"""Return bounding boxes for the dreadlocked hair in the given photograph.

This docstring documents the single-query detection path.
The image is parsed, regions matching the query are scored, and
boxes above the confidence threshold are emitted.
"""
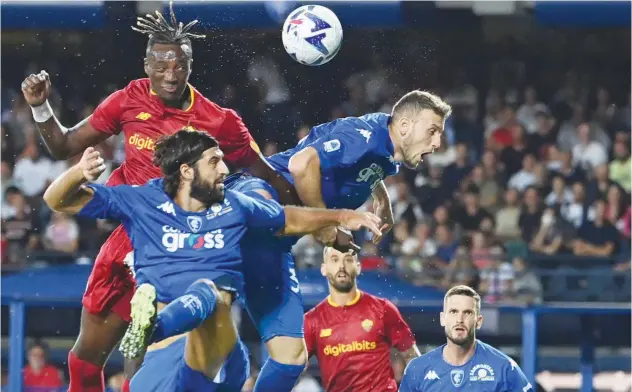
[132,1,206,56]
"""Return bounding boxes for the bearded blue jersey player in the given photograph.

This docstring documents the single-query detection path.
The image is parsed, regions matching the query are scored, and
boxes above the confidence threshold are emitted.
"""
[399,286,532,392]
[43,130,382,392]
[227,90,452,392]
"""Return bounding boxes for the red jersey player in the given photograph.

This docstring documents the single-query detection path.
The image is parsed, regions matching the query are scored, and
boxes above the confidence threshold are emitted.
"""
[20,5,296,392]
[304,247,421,392]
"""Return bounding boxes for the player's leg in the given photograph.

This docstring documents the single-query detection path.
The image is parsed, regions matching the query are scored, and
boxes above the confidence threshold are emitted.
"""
[245,254,307,392]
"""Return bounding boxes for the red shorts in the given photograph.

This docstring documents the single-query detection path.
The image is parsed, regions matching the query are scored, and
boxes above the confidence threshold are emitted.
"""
[82,225,136,322]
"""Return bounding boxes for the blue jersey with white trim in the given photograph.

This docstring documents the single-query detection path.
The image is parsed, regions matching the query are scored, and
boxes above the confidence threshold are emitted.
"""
[266,113,399,210]
[77,179,286,303]
[399,340,532,392]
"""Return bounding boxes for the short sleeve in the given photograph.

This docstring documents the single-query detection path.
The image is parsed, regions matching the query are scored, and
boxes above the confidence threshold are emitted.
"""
[233,192,286,233]
[383,299,416,352]
[504,358,533,391]
[89,89,126,135]
[311,124,376,171]
[77,184,133,221]
[217,109,260,169]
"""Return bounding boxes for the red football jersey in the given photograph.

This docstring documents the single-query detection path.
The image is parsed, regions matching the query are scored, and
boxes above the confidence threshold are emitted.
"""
[89,78,260,187]
[304,291,416,392]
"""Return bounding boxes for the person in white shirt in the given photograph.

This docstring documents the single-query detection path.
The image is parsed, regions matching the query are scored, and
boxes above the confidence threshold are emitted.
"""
[572,122,608,172]
[508,154,537,192]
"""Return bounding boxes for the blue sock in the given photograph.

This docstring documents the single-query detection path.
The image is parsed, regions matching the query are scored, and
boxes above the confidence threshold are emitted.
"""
[253,358,305,392]
[150,280,217,344]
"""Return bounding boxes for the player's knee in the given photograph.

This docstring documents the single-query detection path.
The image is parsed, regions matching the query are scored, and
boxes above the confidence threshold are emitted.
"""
[187,279,223,309]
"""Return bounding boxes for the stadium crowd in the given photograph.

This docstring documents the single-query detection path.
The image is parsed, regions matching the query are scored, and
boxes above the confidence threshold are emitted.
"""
[1,27,631,390]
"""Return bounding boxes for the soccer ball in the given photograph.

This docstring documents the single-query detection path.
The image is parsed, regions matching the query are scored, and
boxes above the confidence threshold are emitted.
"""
[281,5,343,66]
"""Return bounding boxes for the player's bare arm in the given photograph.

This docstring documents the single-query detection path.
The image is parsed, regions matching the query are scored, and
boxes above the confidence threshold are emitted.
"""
[43,147,106,214]
[371,180,394,244]
[21,71,110,160]
[399,344,421,365]
[280,206,381,238]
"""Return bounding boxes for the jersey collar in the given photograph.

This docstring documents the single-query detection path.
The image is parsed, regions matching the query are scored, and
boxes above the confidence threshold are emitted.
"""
[327,290,362,308]
[150,83,196,112]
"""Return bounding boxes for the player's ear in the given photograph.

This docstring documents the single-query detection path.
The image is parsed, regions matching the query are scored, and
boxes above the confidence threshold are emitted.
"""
[143,58,150,76]
[439,311,445,327]
[180,164,194,181]
[475,314,483,330]
[397,116,411,138]
[320,262,327,277]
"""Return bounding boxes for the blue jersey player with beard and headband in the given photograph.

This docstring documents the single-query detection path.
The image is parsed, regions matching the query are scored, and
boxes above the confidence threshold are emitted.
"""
[43,129,381,392]
[229,90,452,392]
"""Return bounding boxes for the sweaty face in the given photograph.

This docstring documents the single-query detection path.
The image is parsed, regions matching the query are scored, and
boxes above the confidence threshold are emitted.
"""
[189,148,229,206]
[145,43,192,103]
[321,248,360,293]
[399,109,444,169]
[441,295,481,347]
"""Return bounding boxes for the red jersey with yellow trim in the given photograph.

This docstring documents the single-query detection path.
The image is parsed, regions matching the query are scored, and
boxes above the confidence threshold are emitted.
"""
[89,78,260,187]
[304,291,416,392]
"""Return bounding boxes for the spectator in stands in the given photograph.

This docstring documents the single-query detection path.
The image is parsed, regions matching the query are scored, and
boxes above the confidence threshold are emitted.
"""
[454,187,492,235]
[495,188,522,241]
[508,153,538,192]
[23,342,63,390]
[470,165,500,212]
[545,175,573,208]
[42,211,80,263]
[442,142,472,196]
[481,150,507,185]
[518,187,543,244]
[574,199,619,257]
[392,181,423,229]
[470,230,493,270]
[1,186,39,266]
[293,235,324,269]
[434,224,458,264]
[592,86,617,128]
[508,256,543,304]
[359,242,388,271]
[609,140,631,193]
[530,206,575,255]
[12,136,56,200]
[572,122,608,172]
[479,245,514,303]
[553,151,585,185]
[441,246,479,289]
[562,182,587,228]
[500,125,533,178]
[415,165,448,214]
[586,164,613,204]
[604,184,629,231]
[529,109,558,158]
[1,159,19,210]
[517,86,547,134]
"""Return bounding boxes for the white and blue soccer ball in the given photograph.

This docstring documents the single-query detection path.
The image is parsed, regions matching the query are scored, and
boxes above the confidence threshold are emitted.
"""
[281,5,343,66]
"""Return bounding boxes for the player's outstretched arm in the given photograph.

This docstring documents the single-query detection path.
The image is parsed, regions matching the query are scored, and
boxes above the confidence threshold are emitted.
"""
[21,71,109,160]
[288,147,326,208]
[43,147,106,214]
[280,206,382,237]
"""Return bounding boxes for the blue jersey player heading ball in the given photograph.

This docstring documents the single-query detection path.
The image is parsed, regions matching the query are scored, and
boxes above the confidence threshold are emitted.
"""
[399,286,533,392]
[43,130,382,392]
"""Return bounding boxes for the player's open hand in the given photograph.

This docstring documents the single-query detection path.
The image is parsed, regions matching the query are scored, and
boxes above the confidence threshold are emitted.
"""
[339,211,382,237]
[21,70,52,107]
[372,199,394,244]
[79,147,107,182]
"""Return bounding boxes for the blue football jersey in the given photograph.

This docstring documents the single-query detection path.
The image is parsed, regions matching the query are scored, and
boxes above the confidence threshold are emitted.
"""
[77,179,286,303]
[399,340,532,392]
[266,113,399,210]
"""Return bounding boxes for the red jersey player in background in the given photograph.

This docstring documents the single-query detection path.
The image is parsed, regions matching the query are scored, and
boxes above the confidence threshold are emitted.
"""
[20,4,297,392]
[304,247,421,392]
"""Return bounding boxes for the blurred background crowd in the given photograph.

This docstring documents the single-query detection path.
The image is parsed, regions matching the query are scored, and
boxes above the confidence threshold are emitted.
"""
[1,1,630,391]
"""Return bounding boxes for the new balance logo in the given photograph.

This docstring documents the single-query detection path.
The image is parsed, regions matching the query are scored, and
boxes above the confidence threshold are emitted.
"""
[424,370,440,380]
[136,112,152,120]
[158,201,176,216]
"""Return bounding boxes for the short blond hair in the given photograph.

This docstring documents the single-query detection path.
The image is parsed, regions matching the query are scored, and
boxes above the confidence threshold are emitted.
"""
[392,90,452,120]
[444,285,481,314]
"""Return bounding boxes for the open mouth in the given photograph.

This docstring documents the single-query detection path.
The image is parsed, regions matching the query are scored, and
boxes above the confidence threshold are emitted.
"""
[336,272,349,279]
[454,326,466,333]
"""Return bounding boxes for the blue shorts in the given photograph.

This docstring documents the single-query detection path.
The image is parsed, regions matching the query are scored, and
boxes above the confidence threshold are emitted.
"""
[130,336,249,392]
[225,173,305,342]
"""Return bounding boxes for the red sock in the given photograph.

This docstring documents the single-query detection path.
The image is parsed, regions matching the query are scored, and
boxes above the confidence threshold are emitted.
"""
[67,351,105,392]
[122,378,131,392]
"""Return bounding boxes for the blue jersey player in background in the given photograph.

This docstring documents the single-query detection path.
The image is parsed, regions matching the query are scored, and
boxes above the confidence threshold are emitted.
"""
[229,90,452,391]
[43,130,382,392]
[399,286,533,392]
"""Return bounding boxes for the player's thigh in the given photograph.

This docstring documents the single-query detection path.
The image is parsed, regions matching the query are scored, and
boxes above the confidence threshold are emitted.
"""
[185,289,239,379]
[72,308,129,365]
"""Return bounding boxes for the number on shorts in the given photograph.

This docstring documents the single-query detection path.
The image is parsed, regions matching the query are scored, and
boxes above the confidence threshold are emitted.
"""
[289,267,300,293]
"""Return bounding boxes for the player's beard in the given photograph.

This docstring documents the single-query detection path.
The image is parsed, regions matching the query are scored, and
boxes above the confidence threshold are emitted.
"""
[445,324,475,347]
[190,167,225,206]
[327,270,355,293]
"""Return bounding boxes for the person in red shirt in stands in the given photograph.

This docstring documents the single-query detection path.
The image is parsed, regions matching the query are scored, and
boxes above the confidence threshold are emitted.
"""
[20,4,297,392]
[23,342,63,390]
[304,247,420,392]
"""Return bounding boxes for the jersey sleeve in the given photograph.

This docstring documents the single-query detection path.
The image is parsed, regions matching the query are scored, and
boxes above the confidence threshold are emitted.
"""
[76,183,134,221]
[398,357,423,392]
[217,109,260,169]
[233,192,286,233]
[88,89,126,135]
[504,358,533,392]
[311,123,377,171]
[383,299,416,352]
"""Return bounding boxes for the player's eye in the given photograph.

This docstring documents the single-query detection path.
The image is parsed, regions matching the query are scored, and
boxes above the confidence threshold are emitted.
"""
[155,67,166,73]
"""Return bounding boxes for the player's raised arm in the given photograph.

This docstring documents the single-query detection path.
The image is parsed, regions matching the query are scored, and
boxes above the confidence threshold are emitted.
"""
[43,147,106,213]
[21,71,112,160]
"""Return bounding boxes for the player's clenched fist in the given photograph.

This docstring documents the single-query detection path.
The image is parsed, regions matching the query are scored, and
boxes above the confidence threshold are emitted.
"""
[21,70,51,107]
[339,211,382,237]
[79,147,107,182]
